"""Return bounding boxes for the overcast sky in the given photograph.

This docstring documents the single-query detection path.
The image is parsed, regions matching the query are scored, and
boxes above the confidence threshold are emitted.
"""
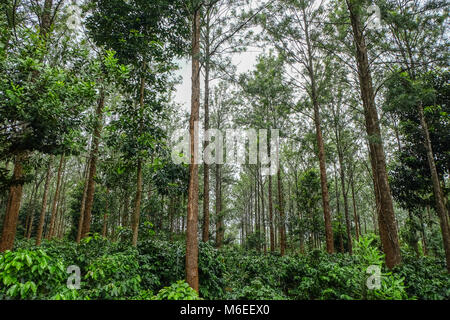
[173,49,264,112]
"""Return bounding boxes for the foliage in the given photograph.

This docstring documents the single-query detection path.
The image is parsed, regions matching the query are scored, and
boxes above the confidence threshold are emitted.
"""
[198,241,226,299]
[1,235,449,300]
[151,280,200,300]
[0,248,66,299]
[393,254,450,300]
[84,251,141,299]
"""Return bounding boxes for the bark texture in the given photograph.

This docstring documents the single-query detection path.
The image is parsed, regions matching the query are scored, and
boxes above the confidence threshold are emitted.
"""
[81,89,105,239]
[346,0,401,268]
[186,7,201,292]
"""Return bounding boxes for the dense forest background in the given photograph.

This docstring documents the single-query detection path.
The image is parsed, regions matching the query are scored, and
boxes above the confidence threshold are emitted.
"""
[0,0,449,300]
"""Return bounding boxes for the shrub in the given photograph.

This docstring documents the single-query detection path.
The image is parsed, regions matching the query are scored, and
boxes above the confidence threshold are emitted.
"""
[137,239,185,290]
[227,278,286,300]
[198,241,226,299]
[393,254,450,300]
[0,248,66,299]
[83,250,141,299]
[137,239,225,299]
[152,280,200,300]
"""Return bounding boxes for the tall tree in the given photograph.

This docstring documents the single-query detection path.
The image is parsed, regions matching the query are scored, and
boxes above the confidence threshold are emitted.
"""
[345,0,401,268]
[186,1,202,292]
[260,0,335,253]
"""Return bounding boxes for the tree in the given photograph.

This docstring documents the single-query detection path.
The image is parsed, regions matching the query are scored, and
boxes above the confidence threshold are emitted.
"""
[85,0,189,246]
[239,53,292,253]
[259,0,335,253]
[186,1,202,293]
[344,0,401,269]
[386,70,450,272]
[0,26,96,251]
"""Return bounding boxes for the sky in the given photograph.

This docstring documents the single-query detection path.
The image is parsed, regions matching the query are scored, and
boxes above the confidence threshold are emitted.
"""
[173,49,263,112]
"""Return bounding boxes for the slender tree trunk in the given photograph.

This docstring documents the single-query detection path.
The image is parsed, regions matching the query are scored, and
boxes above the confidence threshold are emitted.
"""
[56,176,67,239]
[186,7,201,292]
[132,160,143,246]
[346,0,401,269]
[277,168,286,256]
[351,175,360,242]
[24,178,39,238]
[122,190,130,228]
[301,7,334,254]
[256,168,261,251]
[102,188,110,238]
[267,135,275,252]
[55,158,67,239]
[338,149,352,254]
[215,163,224,248]
[418,102,450,272]
[47,153,65,239]
[132,69,146,247]
[181,196,185,234]
[36,156,53,246]
[259,166,267,253]
[81,89,105,239]
[419,211,428,256]
[202,9,211,243]
[76,158,89,243]
[0,155,25,252]
[314,106,334,254]
[169,196,175,239]
[334,164,344,253]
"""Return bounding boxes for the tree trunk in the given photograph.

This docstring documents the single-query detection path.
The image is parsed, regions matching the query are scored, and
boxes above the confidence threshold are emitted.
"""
[346,0,401,269]
[47,153,65,239]
[186,7,201,293]
[132,68,146,247]
[351,175,360,242]
[56,173,67,239]
[419,210,428,256]
[334,164,344,253]
[259,166,267,253]
[81,89,105,239]
[202,9,211,243]
[24,178,40,239]
[76,158,89,243]
[55,158,67,239]
[132,159,143,247]
[256,168,260,251]
[169,196,175,239]
[122,190,130,228]
[40,0,54,38]
[301,7,334,254]
[102,188,110,238]
[36,156,53,246]
[338,149,352,254]
[0,155,25,252]
[277,168,286,256]
[418,102,450,272]
[215,163,224,248]
[267,135,275,252]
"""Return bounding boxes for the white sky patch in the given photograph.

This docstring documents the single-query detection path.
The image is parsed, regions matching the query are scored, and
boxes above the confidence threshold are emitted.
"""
[173,48,264,112]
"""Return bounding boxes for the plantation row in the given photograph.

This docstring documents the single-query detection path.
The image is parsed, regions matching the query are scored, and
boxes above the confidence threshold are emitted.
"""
[1,233,449,300]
